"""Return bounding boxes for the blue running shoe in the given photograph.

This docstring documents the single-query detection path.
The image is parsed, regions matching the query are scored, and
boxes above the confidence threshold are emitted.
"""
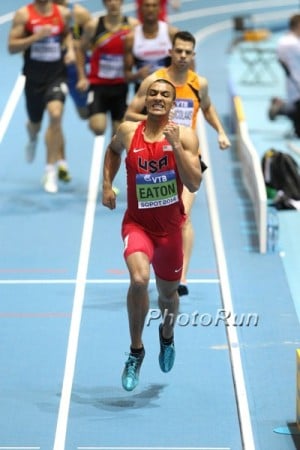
[122,349,145,391]
[159,324,175,373]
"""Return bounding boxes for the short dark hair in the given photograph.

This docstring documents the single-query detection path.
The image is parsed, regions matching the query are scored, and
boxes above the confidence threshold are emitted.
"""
[172,31,196,48]
[147,79,176,100]
[289,14,300,30]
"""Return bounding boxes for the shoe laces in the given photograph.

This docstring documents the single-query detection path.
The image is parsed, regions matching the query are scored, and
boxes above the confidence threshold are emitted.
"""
[161,340,174,353]
[124,354,141,376]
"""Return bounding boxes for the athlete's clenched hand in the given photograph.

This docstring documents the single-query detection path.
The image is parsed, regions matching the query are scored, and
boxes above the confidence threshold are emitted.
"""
[163,123,180,149]
[102,188,117,210]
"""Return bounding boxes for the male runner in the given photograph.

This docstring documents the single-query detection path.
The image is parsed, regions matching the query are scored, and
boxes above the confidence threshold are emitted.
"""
[76,0,139,136]
[102,78,202,391]
[8,0,74,193]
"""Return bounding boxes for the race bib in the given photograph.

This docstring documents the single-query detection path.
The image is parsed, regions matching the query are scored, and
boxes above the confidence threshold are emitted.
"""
[30,36,61,62]
[98,54,124,79]
[173,99,194,127]
[136,170,178,209]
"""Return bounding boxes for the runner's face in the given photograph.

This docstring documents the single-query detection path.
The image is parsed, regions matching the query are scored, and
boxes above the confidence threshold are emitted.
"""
[104,0,122,15]
[146,82,175,116]
[141,0,160,23]
[171,39,195,69]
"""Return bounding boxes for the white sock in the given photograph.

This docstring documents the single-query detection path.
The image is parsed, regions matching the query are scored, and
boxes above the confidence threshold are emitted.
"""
[45,164,56,174]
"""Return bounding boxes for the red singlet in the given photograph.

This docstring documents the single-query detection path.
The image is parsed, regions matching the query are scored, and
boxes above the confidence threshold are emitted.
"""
[122,121,186,280]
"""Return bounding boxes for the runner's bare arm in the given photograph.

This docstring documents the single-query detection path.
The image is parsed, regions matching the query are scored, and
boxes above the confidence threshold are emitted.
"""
[76,18,96,90]
[102,123,135,209]
[60,6,76,64]
[8,8,52,53]
[199,77,231,150]
[163,124,202,192]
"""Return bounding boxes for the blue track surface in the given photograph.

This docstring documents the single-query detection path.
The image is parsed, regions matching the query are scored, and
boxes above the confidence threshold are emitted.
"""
[1,1,300,449]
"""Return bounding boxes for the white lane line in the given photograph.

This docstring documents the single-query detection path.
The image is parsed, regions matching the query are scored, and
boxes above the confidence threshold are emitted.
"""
[0,12,14,25]
[52,135,105,450]
[197,110,255,450]
[0,74,24,144]
[77,447,230,450]
[195,17,259,449]
[287,141,300,157]
[0,278,219,285]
